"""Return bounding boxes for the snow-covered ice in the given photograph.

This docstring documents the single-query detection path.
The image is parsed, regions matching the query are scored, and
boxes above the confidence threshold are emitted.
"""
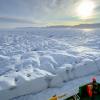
[0,27,100,100]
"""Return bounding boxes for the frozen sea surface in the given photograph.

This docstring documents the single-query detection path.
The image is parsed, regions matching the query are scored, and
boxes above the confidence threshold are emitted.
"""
[0,28,100,100]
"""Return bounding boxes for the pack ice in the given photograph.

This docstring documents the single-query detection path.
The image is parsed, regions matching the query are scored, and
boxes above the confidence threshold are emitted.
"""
[0,28,100,100]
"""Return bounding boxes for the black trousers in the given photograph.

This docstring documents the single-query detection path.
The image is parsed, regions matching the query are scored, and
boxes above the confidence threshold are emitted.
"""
[91,94,96,100]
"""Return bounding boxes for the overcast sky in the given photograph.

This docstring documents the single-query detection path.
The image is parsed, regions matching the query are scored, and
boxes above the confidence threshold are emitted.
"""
[0,0,100,28]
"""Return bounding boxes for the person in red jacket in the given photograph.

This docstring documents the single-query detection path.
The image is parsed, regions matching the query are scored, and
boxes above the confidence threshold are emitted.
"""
[87,77,99,100]
[91,77,99,100]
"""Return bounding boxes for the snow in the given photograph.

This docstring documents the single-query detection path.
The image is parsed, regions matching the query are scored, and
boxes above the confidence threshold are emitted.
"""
[55,64,73,82]
[74,59,98,77]
[0,28,100,100]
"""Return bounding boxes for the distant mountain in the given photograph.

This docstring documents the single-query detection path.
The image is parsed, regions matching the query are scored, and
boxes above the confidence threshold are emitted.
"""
[46,25,71,28]
[73,23,100,28]
[47,23,100,29]
[14,23,100,29]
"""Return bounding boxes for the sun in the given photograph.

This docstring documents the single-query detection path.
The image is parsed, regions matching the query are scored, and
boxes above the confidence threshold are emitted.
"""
[76,0,95,19]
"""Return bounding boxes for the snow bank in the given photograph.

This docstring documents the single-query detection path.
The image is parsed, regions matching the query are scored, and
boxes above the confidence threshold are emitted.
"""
[51,53,78,66]
[0,77,48,100]
[95,57,100,70]
[0,55,10,75]
[0,77,15,91]
[55,64,73,82]
[39,55,57,73]
[74,59,98,78]
[0,68,53,100]
[44,64,72,88]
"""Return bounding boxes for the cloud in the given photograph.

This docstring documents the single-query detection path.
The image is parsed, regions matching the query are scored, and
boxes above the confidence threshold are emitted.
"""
[0,0,100,27]
[0,16,34,24]
[0,0,76,17]
[0,16,49,28]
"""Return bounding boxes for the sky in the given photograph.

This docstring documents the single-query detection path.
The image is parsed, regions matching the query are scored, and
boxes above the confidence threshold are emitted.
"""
[0,0,100,28]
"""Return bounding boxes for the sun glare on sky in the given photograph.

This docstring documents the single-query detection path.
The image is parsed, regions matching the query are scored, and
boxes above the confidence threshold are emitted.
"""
[0,0,100,28]
[76,0,95,19]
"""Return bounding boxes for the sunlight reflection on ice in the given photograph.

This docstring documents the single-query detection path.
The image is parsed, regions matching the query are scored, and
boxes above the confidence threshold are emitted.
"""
[76,46,93,53]
[82,28,94,32]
